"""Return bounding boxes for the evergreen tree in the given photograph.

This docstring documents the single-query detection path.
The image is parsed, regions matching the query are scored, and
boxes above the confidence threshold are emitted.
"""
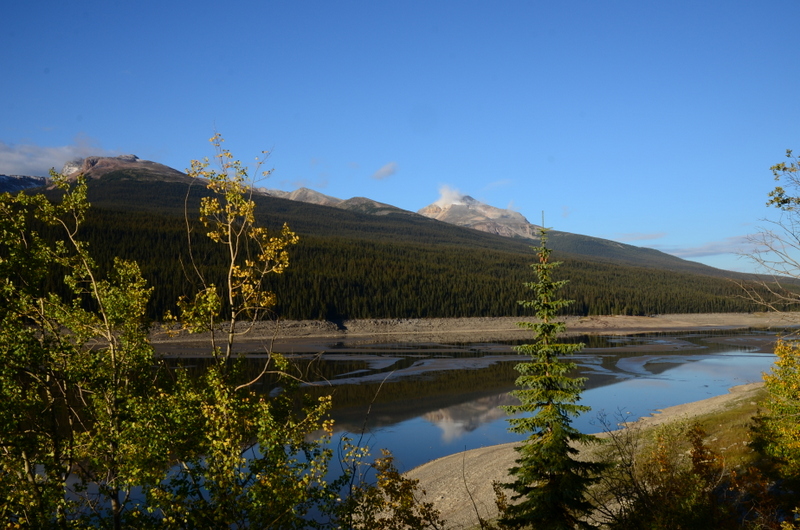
[500,228,603,529]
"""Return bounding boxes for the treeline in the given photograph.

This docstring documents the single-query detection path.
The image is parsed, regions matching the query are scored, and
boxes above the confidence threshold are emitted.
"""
[33,203,776,321]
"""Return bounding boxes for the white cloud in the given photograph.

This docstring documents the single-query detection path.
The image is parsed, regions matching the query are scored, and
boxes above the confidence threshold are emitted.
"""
[370,161,398,180]
[616,232,668,243]
[482,178,512,191]
[652,235,755,258]
[0,135,115,176]
[434,184,465,207]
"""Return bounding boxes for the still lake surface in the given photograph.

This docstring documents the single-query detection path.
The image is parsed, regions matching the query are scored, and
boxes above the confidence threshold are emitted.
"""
[280,330,782,472]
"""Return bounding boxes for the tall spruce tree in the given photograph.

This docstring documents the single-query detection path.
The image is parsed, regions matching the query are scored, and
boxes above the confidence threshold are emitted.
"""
[500,227,603,530]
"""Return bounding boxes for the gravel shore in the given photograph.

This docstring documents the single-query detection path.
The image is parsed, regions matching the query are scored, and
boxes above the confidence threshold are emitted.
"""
[405,382,766,530]
[151,312,800,356]
[148,313,792,528]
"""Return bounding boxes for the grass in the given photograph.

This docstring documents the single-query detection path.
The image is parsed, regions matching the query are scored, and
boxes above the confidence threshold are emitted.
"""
[474,385,776,530]
[691,385,768,469]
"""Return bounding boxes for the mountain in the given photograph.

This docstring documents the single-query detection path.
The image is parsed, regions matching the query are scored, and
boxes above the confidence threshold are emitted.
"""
[418,195,540,240]
[337,197,419,217]
[418,195,734,276]
[263,187,419,217]
[24,153,778,320]
[264,187,733,277]
[0,175,48,193]
[61,154,192,183]
[21,154,739,278]
[263,187,342,207]
[1,155,185,194]
[3,160,731,279]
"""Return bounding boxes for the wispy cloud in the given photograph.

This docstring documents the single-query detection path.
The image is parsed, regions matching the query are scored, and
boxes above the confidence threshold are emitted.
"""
[481,178,512,192]
[371,161,398,180]
[434,184,465,207]
[615,232,668,243]
[652,235,755,258]
[0,135,115,176]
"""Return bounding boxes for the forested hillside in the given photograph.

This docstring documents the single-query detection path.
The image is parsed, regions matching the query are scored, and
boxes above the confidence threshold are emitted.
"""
[34,175,777,320]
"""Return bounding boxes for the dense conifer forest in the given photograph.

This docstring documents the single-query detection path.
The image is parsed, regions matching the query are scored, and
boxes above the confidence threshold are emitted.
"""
[33,176,779,321]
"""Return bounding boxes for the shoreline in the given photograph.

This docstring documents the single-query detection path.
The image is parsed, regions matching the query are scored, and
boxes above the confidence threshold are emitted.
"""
[148,313,787,528]
[405,382,767,529]
[151,312,800,356]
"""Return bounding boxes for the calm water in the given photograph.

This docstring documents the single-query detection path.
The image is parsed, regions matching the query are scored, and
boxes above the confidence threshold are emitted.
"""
[295,332,781,472]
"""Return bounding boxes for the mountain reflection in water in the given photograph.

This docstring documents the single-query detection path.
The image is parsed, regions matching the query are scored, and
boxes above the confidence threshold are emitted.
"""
[422,394,517,443]
[304,331,780,471]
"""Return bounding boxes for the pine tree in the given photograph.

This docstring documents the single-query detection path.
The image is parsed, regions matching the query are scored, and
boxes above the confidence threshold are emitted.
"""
[500,228,603,529]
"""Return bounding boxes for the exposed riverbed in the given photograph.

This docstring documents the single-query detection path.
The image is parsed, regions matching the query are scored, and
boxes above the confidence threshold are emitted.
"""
[153,316,794,471]
[150,314,798,528]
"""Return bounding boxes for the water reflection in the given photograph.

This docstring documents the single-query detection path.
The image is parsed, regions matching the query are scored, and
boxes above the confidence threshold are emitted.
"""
[166,330,781,472]
[422,393,516,442]
[316,331,779,471]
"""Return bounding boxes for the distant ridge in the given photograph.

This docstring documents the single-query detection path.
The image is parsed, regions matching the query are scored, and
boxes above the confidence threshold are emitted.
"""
[263,187,342,207]
[263,187,419,217]
[264,185,734,277]
[20,154,775,319]
[61,154,192,183]
[0,174,48,193]
[23,153,742,278]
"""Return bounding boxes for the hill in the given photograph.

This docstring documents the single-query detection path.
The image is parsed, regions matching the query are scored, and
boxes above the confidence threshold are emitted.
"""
[26,156,778,320]
[264,185,737,278]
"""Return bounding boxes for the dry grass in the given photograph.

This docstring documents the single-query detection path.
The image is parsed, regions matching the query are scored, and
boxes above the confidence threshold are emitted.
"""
[413,383,773,530]
[691,385,768,468]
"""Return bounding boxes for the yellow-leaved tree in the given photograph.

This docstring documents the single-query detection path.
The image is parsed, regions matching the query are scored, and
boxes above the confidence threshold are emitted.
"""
[744,149,800,526]
[0,134,442,528]
[0,174,161,528]
[145,134,339,528]
[149,134,442,529]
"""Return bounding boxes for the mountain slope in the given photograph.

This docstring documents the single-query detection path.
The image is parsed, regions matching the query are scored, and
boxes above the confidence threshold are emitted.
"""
[33,155,741,278]
[24,154,778,320]
[0,175,47,193]
[62,154,193,183]
[263,187,343,207]
[260,186,736,278]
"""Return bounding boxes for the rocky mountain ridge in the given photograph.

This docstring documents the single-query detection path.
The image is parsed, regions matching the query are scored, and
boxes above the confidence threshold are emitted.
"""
[2,153,735,276]
[0,175,48,193]
[262,186,542,237]
[61,154,192,183]
[260,185,729,276]
[0,154,634,251]
[262,187,418,217]
[417,195,541,240]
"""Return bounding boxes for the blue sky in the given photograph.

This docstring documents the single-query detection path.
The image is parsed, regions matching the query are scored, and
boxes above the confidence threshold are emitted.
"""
[3,1,799,273]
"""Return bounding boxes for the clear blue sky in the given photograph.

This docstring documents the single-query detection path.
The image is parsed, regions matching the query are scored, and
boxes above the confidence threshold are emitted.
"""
[3,1,799,273]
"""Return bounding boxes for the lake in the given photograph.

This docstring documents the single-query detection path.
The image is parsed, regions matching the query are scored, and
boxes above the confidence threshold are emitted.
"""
[281,330,781,472]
